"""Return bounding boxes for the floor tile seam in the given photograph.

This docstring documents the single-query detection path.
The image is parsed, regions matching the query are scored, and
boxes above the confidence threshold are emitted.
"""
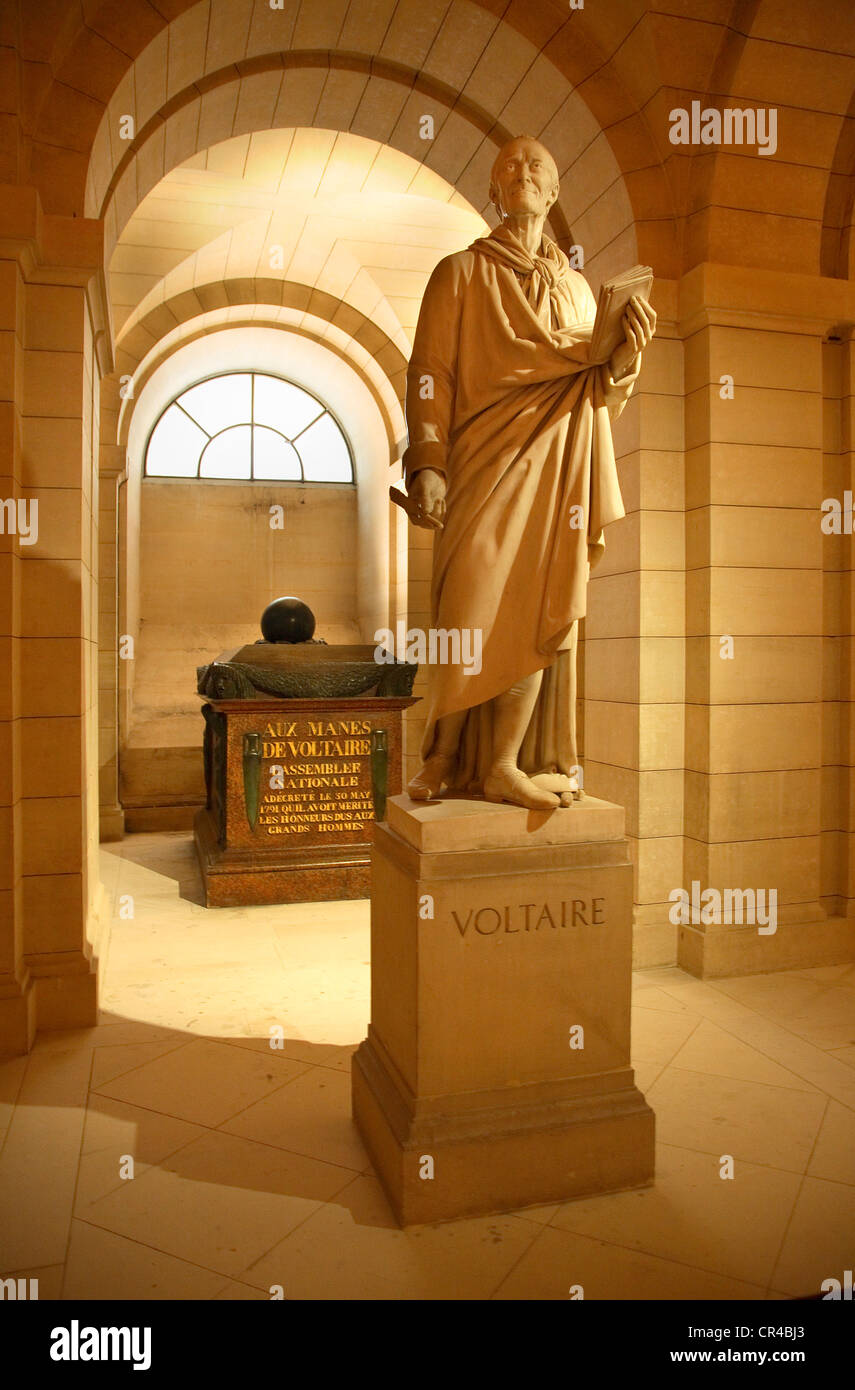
[633,1058,671,1092]
[796,1095,847,1189]
[208,1061,319,1123]
[59,1046,98,1302]
[213,1035,356,1073]
[621,1130,820,1181]
[0,1105,91,1178]
[0,1061,29,1162]
[630,1000,699,1017]
[88,1039,320,1083]
[68,1214,263,1290]
[649,1058,831,1101]
[538,1220,784,1292]
[692,1002,855,1068]
[733,1008,855,1034]
[5,1048,42,1137]
[707,976,855,1012]
[763,1167,811,1301]
[631,1001,700,1019]
[631,1011,706,1073]
[631,1009,706,1074]
[210,1277,269,1301]
[89,1028,186,1048]
[75,1125,227,1221]
[685,1022,855,1114]
[210,1125,369,1178]
[83,1089,370,1178]
[483,1215,550,1299]
[0,1260,63,1281]
[634,983,855,1095]
[782,972,855,995]
[85,1086,307,1141]
[792,1089,836,1183]
[87,1036,199,1089]
[231,1169,366,1281]
[496,1220,773,1300]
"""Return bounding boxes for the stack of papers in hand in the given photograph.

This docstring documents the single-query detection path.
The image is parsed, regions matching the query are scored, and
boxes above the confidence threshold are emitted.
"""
[588,264,654,364]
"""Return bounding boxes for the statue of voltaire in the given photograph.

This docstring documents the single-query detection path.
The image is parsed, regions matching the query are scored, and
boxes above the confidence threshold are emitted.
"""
[402,136,656,811]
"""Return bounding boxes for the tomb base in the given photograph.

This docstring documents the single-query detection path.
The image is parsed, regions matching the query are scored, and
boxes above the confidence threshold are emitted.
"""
[194,805,370,905]
[193,695,415,907]
[352,793,655,1225]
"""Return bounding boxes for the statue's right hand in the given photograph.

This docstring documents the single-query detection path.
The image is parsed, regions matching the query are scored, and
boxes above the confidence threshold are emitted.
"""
[407,468,446,529]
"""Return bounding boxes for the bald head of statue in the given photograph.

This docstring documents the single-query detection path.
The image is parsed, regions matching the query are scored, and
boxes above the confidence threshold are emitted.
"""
[488,136,560,221]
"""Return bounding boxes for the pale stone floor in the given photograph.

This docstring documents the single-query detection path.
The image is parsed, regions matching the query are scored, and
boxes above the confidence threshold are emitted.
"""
[1,832,854,1301]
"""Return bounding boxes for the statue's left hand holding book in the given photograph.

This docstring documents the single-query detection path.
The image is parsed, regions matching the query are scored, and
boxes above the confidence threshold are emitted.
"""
[588,264,654,364]
[389,261,654,520]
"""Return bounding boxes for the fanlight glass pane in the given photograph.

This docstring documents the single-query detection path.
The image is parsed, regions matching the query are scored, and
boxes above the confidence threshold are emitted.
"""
[252,426,302,480]
[180,373,252,435]
[145,372,353,482]
[199,424,252,478]
[145,404,207,476]
[295,412,353,482]
[254,374,323,438]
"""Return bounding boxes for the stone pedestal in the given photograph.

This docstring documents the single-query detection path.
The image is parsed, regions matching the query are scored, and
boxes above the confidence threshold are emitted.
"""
[352,794,654,1225]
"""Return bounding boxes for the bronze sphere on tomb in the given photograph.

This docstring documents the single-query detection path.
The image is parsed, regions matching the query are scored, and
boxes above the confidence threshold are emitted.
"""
[260,596,316,644]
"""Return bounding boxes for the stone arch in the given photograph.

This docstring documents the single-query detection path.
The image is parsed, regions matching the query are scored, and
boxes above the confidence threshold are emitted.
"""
[673,0,855,277]
[820,86,855,279]
[71,1,649,283]
[110,279,409,458]
[89,58,611,272]
[90,54,579,239]
[41,0,855,281]
[26,0,664,269]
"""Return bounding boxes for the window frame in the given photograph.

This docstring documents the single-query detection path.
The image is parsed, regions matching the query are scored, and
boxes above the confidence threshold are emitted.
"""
[142,369,355,484]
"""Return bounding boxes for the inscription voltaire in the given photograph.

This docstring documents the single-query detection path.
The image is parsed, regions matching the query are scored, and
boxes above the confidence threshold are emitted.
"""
[452,898,606,936]
[254,717,375,835]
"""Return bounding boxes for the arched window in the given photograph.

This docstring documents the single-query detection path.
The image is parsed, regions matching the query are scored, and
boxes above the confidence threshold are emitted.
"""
[143,372,354,483]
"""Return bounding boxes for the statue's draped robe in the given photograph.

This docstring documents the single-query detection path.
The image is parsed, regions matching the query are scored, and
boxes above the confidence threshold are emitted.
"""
[401,225,639,789]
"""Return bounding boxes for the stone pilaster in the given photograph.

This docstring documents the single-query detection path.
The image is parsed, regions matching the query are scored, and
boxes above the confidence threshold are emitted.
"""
[585,279,686,968]
[98,437,125,843]
[678,264,855,976]
[0,184,107,1044]
[0,236,31,1050]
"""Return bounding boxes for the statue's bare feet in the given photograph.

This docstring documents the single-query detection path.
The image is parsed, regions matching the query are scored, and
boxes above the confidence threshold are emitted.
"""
[408,753,455,801]
[483,766,561,810]
[531,772,579,809]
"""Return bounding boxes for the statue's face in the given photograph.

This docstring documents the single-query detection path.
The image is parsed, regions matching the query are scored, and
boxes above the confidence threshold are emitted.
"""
[490,138,559,218]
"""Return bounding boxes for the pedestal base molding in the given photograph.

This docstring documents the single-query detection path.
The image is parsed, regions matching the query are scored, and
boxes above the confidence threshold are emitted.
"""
[678,914,855,978]
[354,1028,653,1225]
[0,971,36,1053]
[194,807,370,906]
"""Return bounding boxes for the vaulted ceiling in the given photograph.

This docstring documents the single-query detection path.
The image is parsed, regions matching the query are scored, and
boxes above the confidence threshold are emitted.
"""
[110,127,488,358]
